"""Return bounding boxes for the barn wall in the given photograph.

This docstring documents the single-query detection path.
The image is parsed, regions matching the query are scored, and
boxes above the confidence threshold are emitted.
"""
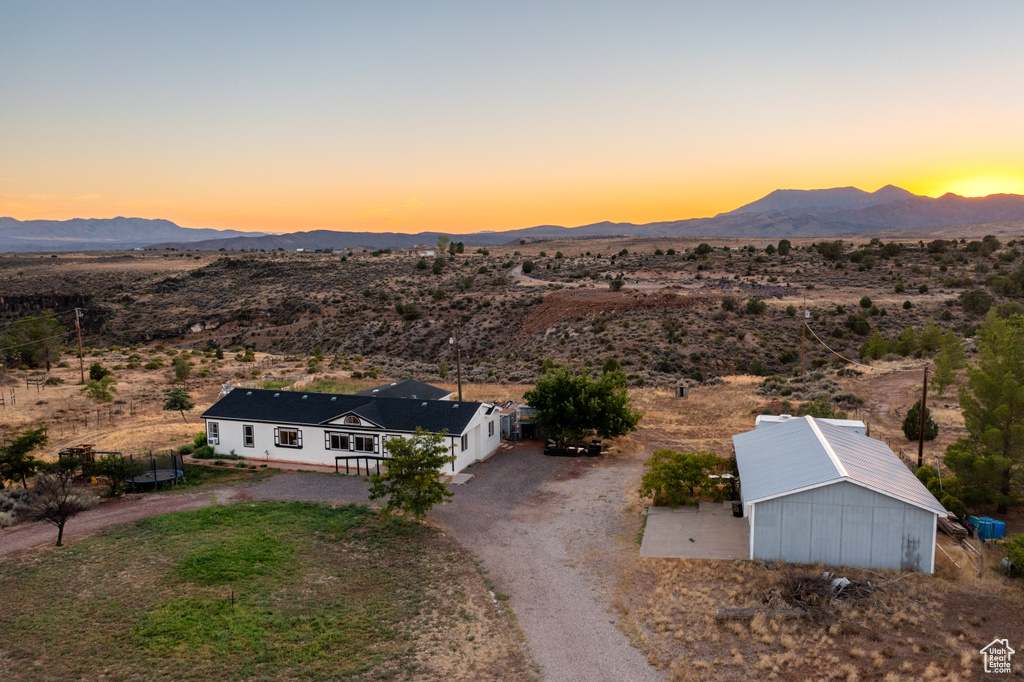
[751,481,936,572]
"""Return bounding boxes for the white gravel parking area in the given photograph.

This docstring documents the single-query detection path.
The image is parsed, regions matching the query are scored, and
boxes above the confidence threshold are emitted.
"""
[245,445,664,682]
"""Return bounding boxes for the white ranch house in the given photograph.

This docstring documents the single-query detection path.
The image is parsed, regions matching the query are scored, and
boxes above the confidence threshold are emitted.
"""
[202,380,500,473]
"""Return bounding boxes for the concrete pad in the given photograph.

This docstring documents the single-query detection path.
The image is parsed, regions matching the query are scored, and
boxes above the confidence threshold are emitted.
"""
[442,473,474,485]
[640,501,750,559]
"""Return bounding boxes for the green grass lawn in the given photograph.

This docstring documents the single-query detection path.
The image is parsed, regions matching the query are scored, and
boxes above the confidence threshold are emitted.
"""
[0,502,528,681]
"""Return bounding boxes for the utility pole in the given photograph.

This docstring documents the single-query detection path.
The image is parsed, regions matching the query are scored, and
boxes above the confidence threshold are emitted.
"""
[74,308,85,385]
[449,326,463,402]
[917,366,928,469]
[800,299,807,378]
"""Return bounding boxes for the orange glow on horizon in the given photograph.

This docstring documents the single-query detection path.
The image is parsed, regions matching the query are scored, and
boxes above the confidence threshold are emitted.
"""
[3,171,1023,236]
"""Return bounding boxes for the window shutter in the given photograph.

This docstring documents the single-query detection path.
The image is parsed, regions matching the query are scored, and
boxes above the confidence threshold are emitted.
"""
[325,432,331,449]
[349,434,354,450]
[296,430,303,448]
[373,435,379,454]
[274,427,280,446]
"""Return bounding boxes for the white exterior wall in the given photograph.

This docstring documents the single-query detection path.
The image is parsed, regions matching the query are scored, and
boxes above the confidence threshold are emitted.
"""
[205,405,501,474]
[749,480,937,573]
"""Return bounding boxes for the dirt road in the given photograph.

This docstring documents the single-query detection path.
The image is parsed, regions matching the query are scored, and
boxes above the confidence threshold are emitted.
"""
[0,488,235,558]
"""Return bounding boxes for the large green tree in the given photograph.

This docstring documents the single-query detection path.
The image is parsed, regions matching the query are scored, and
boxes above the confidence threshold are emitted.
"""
[0,427,48,488]
[367,428,455,521]
[639,449,722,508]
[523,368,642,446]
[944,313,1024,513]
[1,313,65,370]
[931,332,966,396]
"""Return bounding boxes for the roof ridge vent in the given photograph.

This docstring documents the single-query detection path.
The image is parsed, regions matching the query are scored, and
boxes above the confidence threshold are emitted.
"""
[806,416,848,478]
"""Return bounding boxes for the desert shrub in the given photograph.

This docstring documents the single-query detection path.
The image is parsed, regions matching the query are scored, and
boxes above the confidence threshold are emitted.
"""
[89,363,111,381]
[609,278,624,291]
[394,302,420,321]
[801,395,840,419]
[859,296,872,309]
[721,296,737,312]
[44,376,64,386]
[1006,534,1024,574]
[745,298,766,315]
[522,260,535,274]
[190,445,217,459]
[939,494,967,520]
[960,289,994,316]
[815,241,844,261]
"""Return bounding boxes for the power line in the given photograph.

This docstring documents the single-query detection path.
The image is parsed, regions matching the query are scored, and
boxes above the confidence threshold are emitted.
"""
[803,321,872,368]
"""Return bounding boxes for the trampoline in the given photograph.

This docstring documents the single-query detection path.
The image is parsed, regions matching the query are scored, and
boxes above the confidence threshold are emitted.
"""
[124,452,187,489]
[125,468,186,485]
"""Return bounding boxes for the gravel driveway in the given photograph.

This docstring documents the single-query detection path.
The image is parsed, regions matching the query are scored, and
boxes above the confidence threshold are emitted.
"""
[246,446,664,682]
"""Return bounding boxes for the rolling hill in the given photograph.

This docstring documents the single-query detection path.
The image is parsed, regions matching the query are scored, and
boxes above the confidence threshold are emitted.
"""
[4,185,1024,253]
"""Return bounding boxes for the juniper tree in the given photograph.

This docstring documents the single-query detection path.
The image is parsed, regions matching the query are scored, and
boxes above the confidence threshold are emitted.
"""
[944,313,1024,512]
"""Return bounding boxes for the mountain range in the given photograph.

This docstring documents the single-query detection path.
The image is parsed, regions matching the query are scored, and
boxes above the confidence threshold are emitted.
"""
[3,185,1024,253]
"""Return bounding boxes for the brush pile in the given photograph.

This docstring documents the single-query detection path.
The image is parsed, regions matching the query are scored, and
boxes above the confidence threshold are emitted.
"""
[770,570,875,609]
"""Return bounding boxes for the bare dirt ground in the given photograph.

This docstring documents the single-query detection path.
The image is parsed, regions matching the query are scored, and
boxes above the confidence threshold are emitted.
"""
[0,486,231,557]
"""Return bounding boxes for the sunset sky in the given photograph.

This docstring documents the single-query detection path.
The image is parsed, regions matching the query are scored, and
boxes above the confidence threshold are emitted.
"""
[2,1,1023,234]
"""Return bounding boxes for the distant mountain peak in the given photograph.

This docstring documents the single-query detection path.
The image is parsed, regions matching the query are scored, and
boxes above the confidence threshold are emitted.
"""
[722,184,919,216]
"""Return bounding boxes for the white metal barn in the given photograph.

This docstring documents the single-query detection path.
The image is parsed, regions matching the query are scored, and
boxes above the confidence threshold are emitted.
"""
[754,414,866,435]
[733,416,946,573]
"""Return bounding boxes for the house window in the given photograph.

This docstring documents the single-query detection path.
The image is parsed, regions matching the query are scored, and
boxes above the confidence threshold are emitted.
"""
[208,422,220,445]
[243,425,254,448]
[275,427,302,448]
[488,420,495,437]
[344,416,360,425]
[461,434,469,451]
[354,435,376,453]
[326,432,349,450]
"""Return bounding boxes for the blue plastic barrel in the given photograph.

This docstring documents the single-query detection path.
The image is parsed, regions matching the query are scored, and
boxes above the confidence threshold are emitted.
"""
[991,519,1006,539]
[968,515,980,528]
[977,518,993,540]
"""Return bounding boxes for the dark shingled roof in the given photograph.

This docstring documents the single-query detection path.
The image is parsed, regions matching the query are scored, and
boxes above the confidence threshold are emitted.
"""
[355,379,452,401]
[202,388,479,435]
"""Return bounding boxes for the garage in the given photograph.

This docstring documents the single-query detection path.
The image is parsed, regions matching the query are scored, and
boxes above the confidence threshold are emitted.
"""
[733,415,947,573]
